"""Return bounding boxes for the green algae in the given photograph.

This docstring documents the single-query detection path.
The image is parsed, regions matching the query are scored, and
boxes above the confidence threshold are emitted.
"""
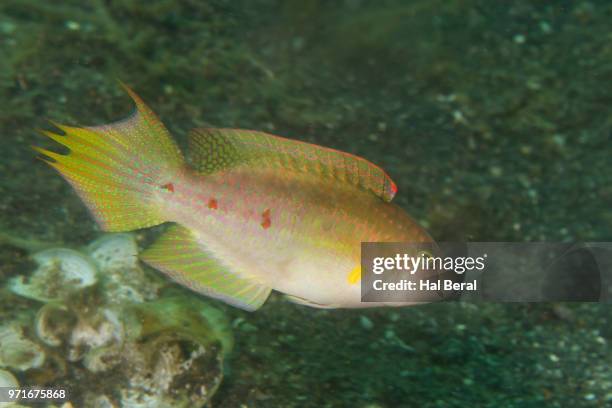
[127,295,234,357]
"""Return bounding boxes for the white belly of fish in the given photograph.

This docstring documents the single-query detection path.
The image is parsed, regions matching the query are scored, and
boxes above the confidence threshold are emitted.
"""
[185,210,359,307]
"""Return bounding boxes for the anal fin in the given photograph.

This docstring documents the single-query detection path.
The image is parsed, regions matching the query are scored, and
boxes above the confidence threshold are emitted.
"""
[140,225,271,311]
[284,294,337,309]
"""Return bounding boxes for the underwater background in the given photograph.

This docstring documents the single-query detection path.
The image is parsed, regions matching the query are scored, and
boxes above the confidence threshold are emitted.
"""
[0,0,611,407]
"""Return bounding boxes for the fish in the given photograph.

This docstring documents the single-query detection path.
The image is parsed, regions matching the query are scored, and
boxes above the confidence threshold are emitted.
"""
[34,85,435,311]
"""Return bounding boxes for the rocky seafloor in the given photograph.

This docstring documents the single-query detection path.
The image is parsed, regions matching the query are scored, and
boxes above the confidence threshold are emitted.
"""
[0,233,231,407]
[0,1,611,407]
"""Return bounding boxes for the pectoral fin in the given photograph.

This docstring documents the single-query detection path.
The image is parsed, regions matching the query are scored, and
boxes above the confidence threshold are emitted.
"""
[140,225,271,311]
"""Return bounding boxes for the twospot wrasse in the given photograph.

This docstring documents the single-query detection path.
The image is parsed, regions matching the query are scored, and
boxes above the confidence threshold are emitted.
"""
[34,85,436,311]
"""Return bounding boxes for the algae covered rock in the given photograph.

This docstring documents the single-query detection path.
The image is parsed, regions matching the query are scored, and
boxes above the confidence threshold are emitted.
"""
[0,323,45,371]
[106,329,225,407]
[126,295,234,356]
[35,303,77,347]
[2,233,233,407]
[8,248,97,302]
[87,233,159,304]
[76,296,231,407]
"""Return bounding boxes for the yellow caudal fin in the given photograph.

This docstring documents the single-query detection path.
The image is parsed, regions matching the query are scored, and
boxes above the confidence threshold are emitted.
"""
[34,85,184,231]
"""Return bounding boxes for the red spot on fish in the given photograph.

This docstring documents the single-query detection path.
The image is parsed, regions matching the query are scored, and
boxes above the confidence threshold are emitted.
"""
[390,181,398,195]
[161,183,174,192]
[261,208,271,229]
[208,198,218,210]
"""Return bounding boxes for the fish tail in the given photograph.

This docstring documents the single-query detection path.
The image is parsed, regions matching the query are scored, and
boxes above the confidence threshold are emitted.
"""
[34,85,184,231]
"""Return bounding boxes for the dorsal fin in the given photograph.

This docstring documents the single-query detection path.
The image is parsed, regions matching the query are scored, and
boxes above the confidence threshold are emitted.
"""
[188,128,398,202]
